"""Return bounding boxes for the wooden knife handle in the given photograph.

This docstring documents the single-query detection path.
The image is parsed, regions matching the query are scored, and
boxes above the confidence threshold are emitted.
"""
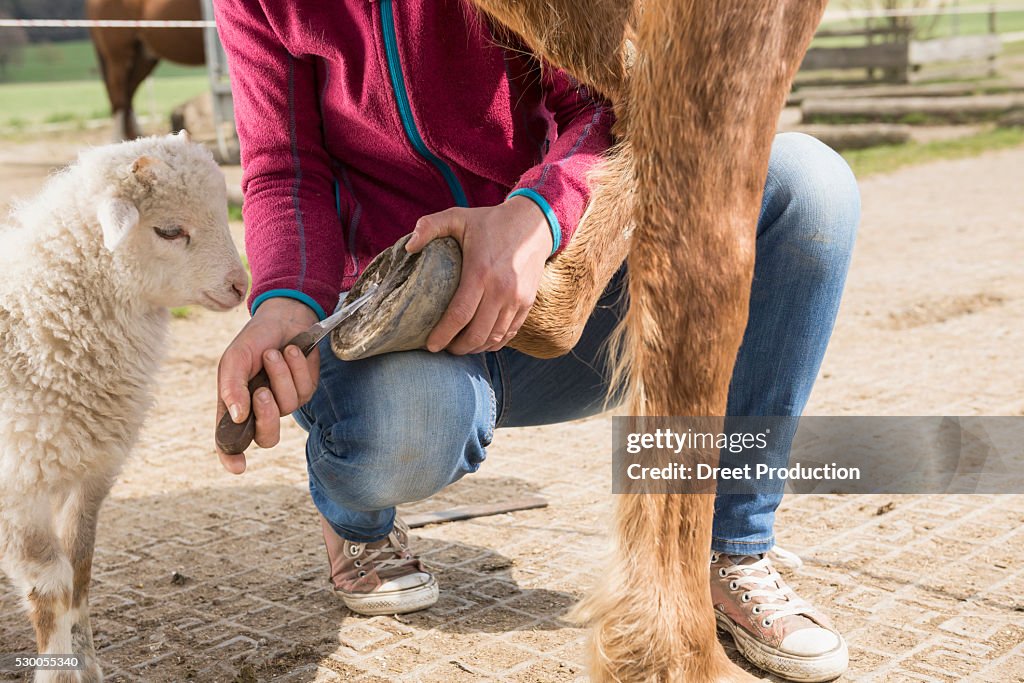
[215,369,269,455]
[214,329,322,456]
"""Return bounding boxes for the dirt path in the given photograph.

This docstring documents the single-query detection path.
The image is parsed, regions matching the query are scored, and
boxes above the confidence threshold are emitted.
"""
[1,140,1022,682]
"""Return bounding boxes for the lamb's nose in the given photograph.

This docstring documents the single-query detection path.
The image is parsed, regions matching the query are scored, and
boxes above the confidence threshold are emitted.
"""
[228,268,248,300]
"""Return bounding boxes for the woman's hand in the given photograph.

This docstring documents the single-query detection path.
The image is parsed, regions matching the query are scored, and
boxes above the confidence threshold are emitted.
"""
[406,196,552,355]
[216,297,321,473]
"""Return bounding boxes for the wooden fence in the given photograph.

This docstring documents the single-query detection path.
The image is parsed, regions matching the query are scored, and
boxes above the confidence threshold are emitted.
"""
[801,7,1004,84]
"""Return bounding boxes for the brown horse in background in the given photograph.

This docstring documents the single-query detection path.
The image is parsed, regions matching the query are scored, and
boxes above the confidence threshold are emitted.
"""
[86,0,205,140]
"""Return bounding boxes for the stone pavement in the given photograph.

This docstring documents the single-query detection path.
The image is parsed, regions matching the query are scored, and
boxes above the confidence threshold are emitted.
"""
[2,147,1023,682]
[3,420,1022,682]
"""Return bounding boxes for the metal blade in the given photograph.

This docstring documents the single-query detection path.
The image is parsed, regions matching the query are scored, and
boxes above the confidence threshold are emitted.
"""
[307,284,379,348]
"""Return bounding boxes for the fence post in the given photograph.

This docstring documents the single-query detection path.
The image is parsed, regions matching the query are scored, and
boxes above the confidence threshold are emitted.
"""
[989,4,998,76]
[200,0,238,163]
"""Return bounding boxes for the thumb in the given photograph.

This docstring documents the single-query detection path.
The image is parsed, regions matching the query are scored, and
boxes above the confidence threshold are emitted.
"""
[407,208,466,253]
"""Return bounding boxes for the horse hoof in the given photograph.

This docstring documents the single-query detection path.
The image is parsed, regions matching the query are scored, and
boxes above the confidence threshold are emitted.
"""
[330,234,461,360]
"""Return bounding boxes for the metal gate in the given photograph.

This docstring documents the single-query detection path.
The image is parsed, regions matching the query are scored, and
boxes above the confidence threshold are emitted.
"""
[200,0,238,163]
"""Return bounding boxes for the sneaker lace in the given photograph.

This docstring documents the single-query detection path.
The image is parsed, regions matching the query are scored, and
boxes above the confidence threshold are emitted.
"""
[767,545,804,570]
[359,532,414,575]
[712,552,811,626]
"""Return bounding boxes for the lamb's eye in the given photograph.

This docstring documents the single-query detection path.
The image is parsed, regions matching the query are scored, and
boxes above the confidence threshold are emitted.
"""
[154,226,186,241]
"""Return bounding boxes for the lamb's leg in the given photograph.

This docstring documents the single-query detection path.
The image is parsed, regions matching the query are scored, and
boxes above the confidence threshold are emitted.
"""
[0,496,81,683]
[574,1,827,681]
[56,473,114,683]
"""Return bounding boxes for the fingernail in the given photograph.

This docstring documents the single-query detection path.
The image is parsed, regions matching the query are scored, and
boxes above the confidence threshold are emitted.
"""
[266,349,281,362]
[229,404,241,422]
[286,346,301,359]
[256,388,272,404]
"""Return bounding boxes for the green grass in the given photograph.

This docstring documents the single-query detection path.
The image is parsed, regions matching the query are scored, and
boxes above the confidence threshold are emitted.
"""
[816,12,1024,43]
[805,109,1011,125]
[0,75,208,128]
[1003,39,1024,57]
[0,38,208,128]
[0,39,204,84]
[841,126,1024,177]
[826,0,1018,8]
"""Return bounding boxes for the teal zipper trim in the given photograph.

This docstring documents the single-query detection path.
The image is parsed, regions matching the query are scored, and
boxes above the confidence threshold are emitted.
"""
[379,0,468,208]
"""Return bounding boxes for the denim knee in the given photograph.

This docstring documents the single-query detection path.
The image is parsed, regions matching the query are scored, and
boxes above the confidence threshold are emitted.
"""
[763,132,860,262]
[300,350,495,513]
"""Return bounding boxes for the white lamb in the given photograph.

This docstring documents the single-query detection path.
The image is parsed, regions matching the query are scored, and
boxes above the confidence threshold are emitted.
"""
[0,131,247,683]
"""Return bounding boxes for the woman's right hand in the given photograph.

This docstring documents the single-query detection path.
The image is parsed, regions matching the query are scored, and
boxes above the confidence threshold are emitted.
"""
[216,297,321,474]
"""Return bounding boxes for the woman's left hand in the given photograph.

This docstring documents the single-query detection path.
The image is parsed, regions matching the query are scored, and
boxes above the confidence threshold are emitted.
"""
[406,196,553,355]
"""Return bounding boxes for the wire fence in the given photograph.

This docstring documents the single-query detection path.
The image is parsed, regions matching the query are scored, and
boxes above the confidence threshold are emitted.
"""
[0,19,214,29]
[1,5,1024,28]
[2,6,1024,31]
[822,3,1024,23]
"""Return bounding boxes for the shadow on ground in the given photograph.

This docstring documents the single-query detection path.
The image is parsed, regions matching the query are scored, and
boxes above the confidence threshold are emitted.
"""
[1,472,788,682]
[1,477,595,682]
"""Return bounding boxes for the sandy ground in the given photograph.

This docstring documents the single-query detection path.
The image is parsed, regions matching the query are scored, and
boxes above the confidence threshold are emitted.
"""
[1,133,1023,682]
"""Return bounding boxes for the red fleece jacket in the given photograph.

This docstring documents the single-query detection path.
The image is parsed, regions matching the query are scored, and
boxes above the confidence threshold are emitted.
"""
[215,0,615,319]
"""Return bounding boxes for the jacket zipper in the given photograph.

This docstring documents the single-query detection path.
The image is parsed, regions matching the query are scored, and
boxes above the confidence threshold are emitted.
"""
[378,0,469,208]
[333,167,362,278]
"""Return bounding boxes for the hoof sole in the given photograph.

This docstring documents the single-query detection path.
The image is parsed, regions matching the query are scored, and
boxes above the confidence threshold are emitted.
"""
[331,235,461,360]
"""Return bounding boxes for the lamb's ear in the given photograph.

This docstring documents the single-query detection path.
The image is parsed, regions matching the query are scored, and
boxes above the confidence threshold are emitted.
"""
[129,155,162,189]
[97,197,140,251]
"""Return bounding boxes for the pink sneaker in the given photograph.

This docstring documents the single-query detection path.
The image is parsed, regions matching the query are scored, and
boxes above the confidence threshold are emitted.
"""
[711,551,848,682]
[320,515,438,616]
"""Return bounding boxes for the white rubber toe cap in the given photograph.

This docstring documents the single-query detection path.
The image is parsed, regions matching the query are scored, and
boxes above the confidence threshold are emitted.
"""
[781,627,841,657]
[379,571,432,593]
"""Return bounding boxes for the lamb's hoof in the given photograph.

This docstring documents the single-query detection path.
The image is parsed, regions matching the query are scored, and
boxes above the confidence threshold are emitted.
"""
[331,235,461,360]
[81,660,103,683]
[33,669,90,683]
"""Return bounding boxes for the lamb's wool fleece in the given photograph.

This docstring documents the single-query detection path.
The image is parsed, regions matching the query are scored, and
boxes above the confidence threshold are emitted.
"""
[0,135,231,495]
[0,133,244,681]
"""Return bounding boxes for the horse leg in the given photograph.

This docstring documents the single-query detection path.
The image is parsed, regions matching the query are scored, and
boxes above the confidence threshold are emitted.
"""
[121,41,160,139]
[89,26,140,141]
[89,25,157,141]
[469,0,632,101]
[574,1,828,681]
[508,142,634,358]
[467,0,636,359]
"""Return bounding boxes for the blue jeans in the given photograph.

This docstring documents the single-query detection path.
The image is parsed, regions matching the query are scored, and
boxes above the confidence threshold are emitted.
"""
[294,132,860,553]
